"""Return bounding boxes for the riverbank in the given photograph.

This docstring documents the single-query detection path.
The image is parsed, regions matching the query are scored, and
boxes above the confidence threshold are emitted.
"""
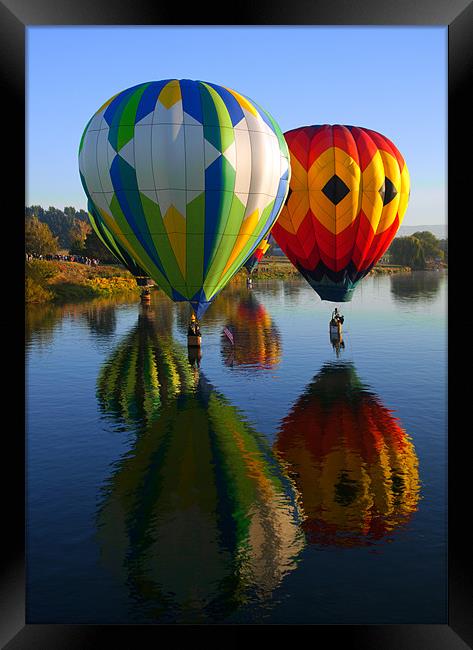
[26,258,416,303]
[232,257,413,281]
[26,259,140,303]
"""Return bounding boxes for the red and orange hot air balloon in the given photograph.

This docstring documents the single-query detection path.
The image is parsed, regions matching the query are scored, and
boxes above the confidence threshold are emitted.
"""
[271,125,410,302]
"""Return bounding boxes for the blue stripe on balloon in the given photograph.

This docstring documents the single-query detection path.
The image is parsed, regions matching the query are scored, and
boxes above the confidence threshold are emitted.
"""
[204,154,224,190]
[135,79,171,124]
[104,84,144,127]
[203,155,225,275]
[252,176,288,249]
[172,287,186,302]
[204,156,223,277]
[191,288,207,304]
[109,156,168,280]
[205,82,245,126]
[180,79,203,124]
[203,190,222,275]
[191,299,212,320]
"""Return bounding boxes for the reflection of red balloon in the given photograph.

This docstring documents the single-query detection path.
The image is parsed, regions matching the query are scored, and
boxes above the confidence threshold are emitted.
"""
[272,125,410,302]
[274,363,420,547]
[221,293,281,370]
[237,300,267,322]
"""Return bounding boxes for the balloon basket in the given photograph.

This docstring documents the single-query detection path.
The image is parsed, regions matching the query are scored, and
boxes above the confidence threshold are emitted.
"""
[329,321,343,340]
[188,334,202,348]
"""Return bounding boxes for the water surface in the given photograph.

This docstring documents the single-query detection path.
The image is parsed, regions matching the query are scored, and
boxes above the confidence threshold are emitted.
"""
[26,271,447,624]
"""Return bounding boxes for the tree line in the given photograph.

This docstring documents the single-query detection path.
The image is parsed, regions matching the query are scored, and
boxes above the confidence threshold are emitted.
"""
[386,231,447,269]
[25,205,116,262]
[25,205,447,271]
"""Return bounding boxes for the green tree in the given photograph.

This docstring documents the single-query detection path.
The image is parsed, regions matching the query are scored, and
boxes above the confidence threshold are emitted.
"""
[82,230,117,262]
[68,219,91,253]
[25,216,59,255]
[25,205,93,248]
[412,231,444,261]
[388,236,426,270]
[438,238,448,264]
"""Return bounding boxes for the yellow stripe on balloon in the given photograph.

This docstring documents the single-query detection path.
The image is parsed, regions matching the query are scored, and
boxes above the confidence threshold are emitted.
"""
[98,207,150,271]
[223,87,258,117]
[276,205,298,235]
[289,154,310,191]
[158,79,182,109]
[96,93,120,114]
[377,151,402,234]
[163,205,187,279]
[286,189,310,234]
[360,153,385,240]
[307,148,361,235]
[397,162,411,226]
[218,209,260,279]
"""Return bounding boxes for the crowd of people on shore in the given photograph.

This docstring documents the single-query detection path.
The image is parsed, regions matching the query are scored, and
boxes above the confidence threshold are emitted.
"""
[25,252,100,266]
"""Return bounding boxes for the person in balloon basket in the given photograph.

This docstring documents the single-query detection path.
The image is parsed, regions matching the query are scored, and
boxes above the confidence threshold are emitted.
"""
[331,307,344,326]
[188,313,201,337]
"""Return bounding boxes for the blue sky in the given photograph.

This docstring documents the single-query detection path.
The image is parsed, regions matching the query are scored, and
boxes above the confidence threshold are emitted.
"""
[27,26,447,226]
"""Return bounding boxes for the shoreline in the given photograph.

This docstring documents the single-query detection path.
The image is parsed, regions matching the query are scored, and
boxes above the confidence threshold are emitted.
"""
[26,258,443,305]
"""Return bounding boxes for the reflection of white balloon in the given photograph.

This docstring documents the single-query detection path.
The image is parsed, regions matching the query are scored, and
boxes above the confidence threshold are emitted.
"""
[96,369,303,619]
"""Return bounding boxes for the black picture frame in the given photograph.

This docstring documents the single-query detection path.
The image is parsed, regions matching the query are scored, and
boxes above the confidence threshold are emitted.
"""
[3,0,470,646]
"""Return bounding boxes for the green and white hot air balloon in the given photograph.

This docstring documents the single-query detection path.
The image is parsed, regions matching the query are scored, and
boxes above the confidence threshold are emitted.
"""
[79,79,290,318]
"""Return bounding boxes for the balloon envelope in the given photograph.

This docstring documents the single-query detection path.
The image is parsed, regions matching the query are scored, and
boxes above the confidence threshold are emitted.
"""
[79,79,290,317]
[87,200,149,278]
[271,125,410,302]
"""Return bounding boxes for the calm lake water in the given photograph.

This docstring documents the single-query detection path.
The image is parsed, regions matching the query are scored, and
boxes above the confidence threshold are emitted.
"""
[26,270,447,624]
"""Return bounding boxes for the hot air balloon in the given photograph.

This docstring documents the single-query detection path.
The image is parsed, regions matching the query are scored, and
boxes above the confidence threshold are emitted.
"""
[271,125,410,302]
[274,362,420,547]
[79,79,290,320]
[243,236,271,275]
[96,347,304,620]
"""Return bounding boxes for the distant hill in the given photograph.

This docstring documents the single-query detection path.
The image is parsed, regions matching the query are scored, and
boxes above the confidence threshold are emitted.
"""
[396,224,447,239]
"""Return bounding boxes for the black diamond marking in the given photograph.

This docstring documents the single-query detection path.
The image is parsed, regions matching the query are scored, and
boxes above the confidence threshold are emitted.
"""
[286,186,293,202]
[322,175,350,205]
[379,177,398,205]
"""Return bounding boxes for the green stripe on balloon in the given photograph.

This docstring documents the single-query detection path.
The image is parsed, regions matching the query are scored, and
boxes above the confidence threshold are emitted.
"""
[202,193,247,299]
[108,193,173,295]
[199,83,222,151]
[213,199,276,297]
[204,156,237,269]
[108,83,148,152]
[201,82,235,152]
[185,193,205,296]
[138,191,188,293]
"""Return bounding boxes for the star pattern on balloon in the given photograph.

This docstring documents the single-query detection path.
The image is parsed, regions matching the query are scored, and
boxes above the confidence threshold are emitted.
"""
[79,79,290,317]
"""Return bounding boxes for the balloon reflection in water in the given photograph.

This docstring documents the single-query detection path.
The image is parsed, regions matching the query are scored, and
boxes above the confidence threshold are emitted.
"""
[274,363,420,548]
[96,324,303,621]
[220,293,282,370]
[97,304,196,426]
